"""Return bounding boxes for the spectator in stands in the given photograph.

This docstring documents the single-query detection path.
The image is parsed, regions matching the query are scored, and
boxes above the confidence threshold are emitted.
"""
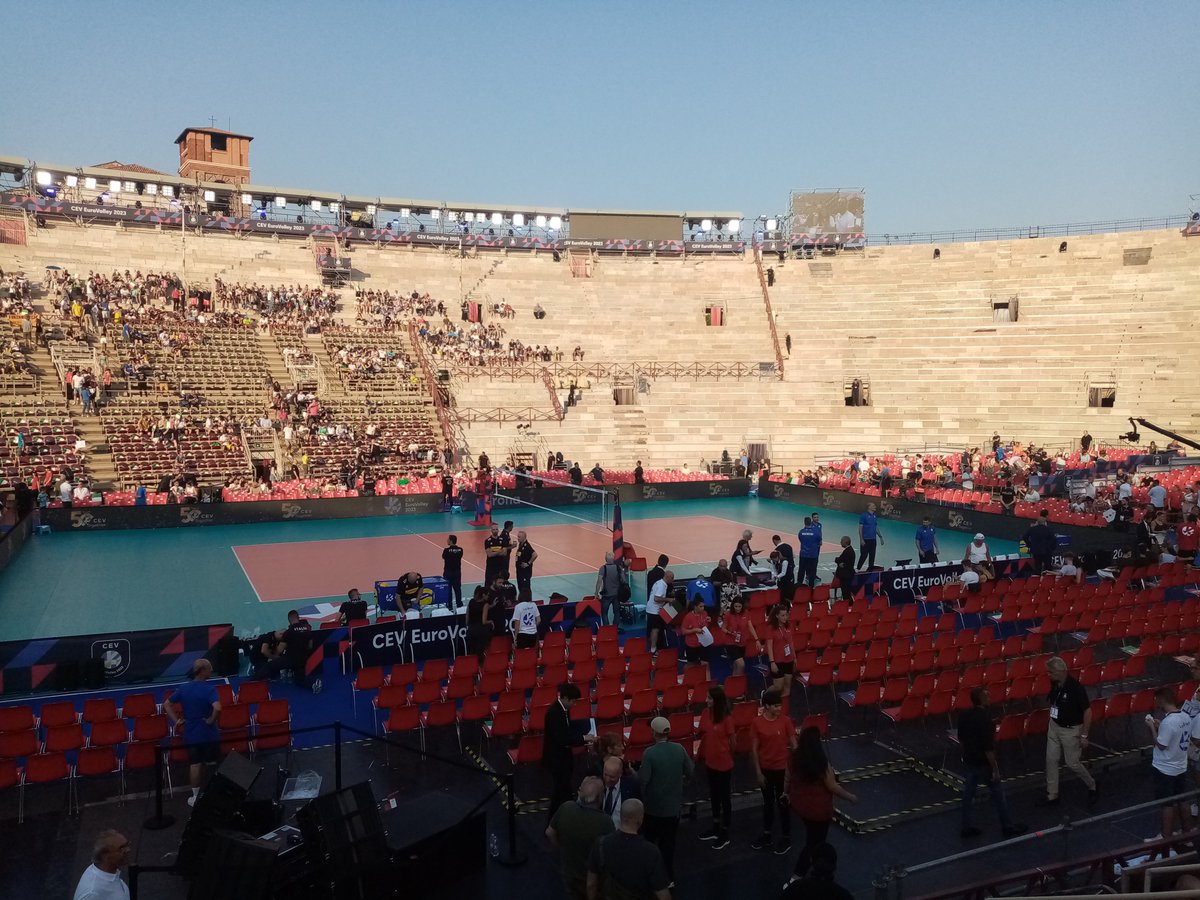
[1051,554,1082,584]
[833,536,856,602]
[1148,479,1167,510]
[1080,431,1092,453]
[1023,510,1058,574]
[165,659,221,807]
[915,517,940,564]
[639,716,693,882]
[962,534,995,582]
[697,686,735,850]
[547,776,613,900]
[589,463,606,484]
[999,481,1016,515]
[1039,657,1097,807]
[586,799,670,900]
[442,535,464,608]
[466,586,493,660]
[751,688,796,854]
[596,552,627,628]
[543,683,593,824]
[1147,687,1194,841]
[340,588,368,624]
[58,476,73,508]
[957,687,1026,840]
[786,726,857,882]
[73,829,131,900]
[1177,513,1199,564]
[511,593,541,650]
[634,460,645,485]
[1023,484,1041,503]
[770,535,796,600]
[515,530,538,602]
[569,461,584,485]
[857,503,883,570]
[797,517,821,589]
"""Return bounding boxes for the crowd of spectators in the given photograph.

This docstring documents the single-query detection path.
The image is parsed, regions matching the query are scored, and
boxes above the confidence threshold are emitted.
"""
[216,280,340,332]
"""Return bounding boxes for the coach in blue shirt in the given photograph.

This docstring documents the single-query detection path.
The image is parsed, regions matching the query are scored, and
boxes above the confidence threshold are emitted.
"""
[798,517,822,588]
[915,517,939,564]
[857,503,884,571]
[166,658,221,807]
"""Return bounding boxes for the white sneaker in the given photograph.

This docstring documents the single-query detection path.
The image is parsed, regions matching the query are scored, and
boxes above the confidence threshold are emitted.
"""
[187,794,197,807]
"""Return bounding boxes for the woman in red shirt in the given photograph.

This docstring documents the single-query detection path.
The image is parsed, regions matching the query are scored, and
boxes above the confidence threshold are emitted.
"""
[720,595,759,678]
[698,685,735,849]
[680,596,712,682]
[766,602,795,701]
[751,688,797,853]
[786,725,857,884]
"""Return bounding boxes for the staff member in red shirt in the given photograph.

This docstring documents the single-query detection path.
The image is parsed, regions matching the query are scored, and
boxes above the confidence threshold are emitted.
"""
[786,726,857,885]
[698,686,736,850]
[766,603,795,701]
[720,595,759,678]
[1177,513,1199,563]
[680,596,713,683]
[751,688,797,854]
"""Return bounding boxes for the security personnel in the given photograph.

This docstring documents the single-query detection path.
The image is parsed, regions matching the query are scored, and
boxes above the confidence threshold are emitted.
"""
[797,517,821,589]
[442,535,464,608]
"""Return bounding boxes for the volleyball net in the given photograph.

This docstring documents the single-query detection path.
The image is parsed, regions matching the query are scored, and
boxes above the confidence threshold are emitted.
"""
[491,470,615,531]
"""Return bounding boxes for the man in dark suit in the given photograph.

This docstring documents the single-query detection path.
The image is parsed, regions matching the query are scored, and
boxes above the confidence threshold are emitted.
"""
[600,755,641,829]
[542,683,591,821]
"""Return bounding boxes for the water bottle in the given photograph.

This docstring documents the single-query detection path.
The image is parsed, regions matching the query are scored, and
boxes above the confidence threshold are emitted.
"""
[489,832,499,859]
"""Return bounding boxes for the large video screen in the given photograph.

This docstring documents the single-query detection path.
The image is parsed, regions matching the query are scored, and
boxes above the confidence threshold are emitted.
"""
[790,190,865,242]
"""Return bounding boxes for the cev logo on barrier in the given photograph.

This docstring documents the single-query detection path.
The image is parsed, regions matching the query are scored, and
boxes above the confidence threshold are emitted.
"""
[878,500,898,518]
[642,486,666,500]
[772,484,787,499]
[281,502,313,520]
[571,490,595,504]
[71,511,107,529]
[383,497,405,516]
[179,507,214,524]
[821,491,843,510]
[92,639,131,678]
[947,511,973,530]
[708,482,730,497]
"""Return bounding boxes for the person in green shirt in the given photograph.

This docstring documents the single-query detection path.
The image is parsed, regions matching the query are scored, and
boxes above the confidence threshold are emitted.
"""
[638,717,694,884]
[547,776,614,900]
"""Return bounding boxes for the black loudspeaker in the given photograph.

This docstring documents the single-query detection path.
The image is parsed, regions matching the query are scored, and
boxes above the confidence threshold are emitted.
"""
[53,661,80,692]
[297,782,390,894]
[177,754,265,876]
[80,658,106,689]
[187,829,279,900]
[211,636,240,677]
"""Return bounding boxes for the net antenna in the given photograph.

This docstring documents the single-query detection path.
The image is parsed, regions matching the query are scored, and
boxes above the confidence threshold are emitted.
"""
[498,469,615,533]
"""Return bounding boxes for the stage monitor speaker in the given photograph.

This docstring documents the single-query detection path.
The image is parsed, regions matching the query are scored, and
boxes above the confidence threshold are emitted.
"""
[297,782,389,870]
[215,751,263,796]
[187,829,279,900]
[177,754,265,876]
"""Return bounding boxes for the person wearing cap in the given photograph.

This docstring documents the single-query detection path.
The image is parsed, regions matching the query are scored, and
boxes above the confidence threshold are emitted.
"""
[962,534,995,582]
[638,716,693,883]
[165,658,221,807]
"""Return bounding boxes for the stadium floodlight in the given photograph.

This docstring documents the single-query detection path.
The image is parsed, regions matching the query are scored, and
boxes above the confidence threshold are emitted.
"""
[124,181,135,192]
[310,199,322,210]
[491,212,502,225]
[512,213,525,227]
[203,190,216,202]
[549,215,562,230]
[399,207,410,218]
[430,209,441,220]
[241,193,252,204]
[366,204,377,215]
[109,180,122,193]
[535,215,547,228]
[84,177,97,190]
[464,212,474,223]
[275,196,286,207]
[765,218,777,231]
[161,185,173,198]
[330,202,340,212]
[35,170,52,186]
[727,219,740,233]
[145,184,157,195]
[65,175,78,188]
[701,219,712,232]
[168,197,179,207]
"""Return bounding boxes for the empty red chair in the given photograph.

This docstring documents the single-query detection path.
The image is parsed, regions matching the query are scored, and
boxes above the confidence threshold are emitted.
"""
[0,706,36,734]
[39,702,79,729]
[236,681,271,707]
[254,700,292,754]
[24,751,72,815]
[120,693,158,719]
[82,699,119,725]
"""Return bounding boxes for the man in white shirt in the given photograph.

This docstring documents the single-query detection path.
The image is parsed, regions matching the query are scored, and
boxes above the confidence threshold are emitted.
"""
[73,829,130,900]
[1148,687,1194,841]
[645,570,673,654]
[510,597,541,650]
[1148,480,1167,510]
[962,534,995,581]
[59,478,74,507]
[1117,478,1133,502]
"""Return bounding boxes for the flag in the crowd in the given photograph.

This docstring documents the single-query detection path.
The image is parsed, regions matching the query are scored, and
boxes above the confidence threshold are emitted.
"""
[612,503,624,560]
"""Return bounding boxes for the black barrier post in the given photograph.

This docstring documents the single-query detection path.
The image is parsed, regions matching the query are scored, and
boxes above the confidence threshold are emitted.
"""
[497,772,527,867]
[334,720,343,792]
[129,864,139,900]
[142,746,175,830]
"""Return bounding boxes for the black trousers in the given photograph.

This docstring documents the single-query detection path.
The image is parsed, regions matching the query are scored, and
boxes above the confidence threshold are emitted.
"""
[793,817,831,877]
[642,813,679,880]
[857,540,877,570]
[761,769,790,836]
[1033,553,1053,574]
[777,578,795,603]
[799,558,818,587]
[517,568,533,603]
[919,551,939,564]
[546,765,573,824]
[445,575,462,607]
[708,767,732,835]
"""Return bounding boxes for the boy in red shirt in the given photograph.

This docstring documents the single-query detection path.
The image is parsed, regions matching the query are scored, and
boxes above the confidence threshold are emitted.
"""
[1177,513,1199,563]
[751,688,798,854]
[680,596,713,682]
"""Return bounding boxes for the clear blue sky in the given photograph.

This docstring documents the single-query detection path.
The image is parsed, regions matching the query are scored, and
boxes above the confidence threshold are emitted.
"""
[3,2,1196,234]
